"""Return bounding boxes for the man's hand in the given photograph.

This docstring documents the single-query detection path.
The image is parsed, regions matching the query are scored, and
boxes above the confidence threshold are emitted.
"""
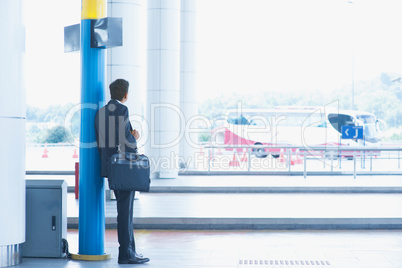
[131,129,140,140]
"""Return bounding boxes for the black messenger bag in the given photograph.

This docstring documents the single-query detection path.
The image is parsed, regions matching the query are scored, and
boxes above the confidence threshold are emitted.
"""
[108,152,151,192]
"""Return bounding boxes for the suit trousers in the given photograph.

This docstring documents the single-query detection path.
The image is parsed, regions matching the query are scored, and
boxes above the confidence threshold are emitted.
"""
[114,190,136,259]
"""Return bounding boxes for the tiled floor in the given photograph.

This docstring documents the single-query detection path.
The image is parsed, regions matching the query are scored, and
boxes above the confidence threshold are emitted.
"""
[19,229,402,267]
[66,192,402,229]
[25,174,402,192]
[20,174,402,267]
[60,174,402,229]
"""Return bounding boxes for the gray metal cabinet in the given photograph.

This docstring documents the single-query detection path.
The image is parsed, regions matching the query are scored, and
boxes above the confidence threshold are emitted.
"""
[23,180,67,258]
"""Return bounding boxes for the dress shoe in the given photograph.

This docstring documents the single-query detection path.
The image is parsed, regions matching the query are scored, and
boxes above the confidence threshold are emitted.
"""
[118,255,150,264]
[134,253,144,258]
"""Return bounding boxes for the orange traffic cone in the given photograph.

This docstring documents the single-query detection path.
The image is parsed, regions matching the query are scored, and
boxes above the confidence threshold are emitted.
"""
[229,152,240,167]
[73,148,78,158]
[290,150,296,165]
[42,143,49,158]
[279,148,286,163]
[240,149,248,162]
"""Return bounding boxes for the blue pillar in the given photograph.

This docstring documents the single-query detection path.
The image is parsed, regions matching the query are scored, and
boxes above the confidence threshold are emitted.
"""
[64,0,121,260]
[78,11,106,257]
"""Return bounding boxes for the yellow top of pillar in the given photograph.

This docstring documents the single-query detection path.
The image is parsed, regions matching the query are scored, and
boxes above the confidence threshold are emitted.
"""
[82,0,106,20]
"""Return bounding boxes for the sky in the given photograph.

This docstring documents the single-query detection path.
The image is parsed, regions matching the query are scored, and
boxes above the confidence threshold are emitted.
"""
[24,0,81,107]
[23,0,402,107]
[196,0,402,98]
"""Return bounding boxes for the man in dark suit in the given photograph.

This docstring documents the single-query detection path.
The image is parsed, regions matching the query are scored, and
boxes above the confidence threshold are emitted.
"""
[95,79,150,264]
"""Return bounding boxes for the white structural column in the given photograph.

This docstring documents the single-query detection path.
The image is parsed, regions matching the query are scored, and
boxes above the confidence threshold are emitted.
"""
[180,0,197,169]
[0,0,25,266]
[107,0,146,122]
[147,0,181,179]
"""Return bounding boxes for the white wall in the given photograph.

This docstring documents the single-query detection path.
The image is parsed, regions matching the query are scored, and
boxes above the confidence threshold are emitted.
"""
[180,0,198,169]
[0,0,26,248]
[107,0,147,133]
[146,0,181,178]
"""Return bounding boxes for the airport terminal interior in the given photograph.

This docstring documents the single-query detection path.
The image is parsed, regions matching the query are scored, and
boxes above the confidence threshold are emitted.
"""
[1,0,402,267]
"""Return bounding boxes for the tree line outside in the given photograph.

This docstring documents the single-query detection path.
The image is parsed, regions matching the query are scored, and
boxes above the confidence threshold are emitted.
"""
[26,103,79,144]
[26,73,402,144]
[198,73,402,142]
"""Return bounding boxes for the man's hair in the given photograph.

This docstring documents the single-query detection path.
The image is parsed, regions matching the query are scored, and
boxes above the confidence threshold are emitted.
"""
[110,79,129,101]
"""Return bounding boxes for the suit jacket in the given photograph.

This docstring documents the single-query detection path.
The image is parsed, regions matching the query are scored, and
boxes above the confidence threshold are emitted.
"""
[95,99,137,178]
